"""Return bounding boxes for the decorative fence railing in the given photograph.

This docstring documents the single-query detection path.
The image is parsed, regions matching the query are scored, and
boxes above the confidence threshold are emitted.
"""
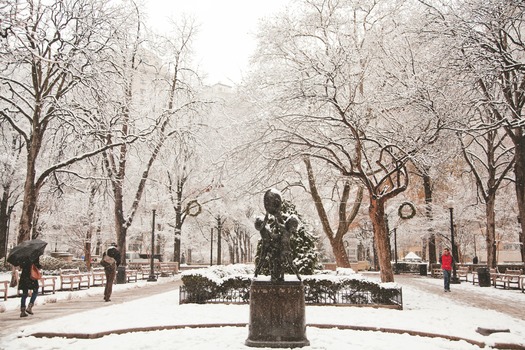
[303,286,402,308]
[180,286,250,304]
[179,284,402,309]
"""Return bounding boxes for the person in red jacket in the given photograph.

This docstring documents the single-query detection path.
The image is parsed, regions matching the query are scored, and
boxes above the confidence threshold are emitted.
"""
[440,248,453,292]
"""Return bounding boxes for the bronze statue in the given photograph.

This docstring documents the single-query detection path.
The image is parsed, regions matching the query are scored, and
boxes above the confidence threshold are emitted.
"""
[254,189,301,282]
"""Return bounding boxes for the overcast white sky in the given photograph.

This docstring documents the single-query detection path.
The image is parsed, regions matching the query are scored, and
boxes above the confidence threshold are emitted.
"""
[145,0,289,85]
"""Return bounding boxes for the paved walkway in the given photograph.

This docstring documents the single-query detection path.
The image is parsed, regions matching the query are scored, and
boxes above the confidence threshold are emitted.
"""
[390,274,524,320]
[0,277,183,338]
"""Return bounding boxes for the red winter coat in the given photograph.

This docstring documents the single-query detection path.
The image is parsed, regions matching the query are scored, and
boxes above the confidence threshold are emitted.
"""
[440,253,453,271]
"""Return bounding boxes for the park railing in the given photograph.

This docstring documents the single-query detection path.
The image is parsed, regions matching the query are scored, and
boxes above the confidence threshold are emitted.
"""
[179,265,403,309]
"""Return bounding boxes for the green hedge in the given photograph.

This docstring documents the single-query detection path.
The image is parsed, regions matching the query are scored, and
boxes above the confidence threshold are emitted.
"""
[302,276,401,306]
[180,265,402,308]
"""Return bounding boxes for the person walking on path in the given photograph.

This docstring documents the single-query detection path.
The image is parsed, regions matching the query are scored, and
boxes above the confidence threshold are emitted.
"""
[440,248,453,292]
[101,243,121,302]
[19,256,41,317]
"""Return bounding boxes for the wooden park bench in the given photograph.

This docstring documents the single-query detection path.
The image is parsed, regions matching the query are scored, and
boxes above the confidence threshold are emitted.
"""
[59,268,91,290]
[128,263,149,279]
[159,262,179,276]
[38,276,57,294]
[126,268,138,282]
[494,269,522,289]
[0,280,9,300]
[10,268,56,296]
[91,267,106,286]
[457,266,469,282]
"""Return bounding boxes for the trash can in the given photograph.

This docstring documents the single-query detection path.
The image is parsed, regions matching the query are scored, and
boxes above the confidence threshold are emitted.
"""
[419,264,428,276]
[116,265,127,284]
[477,267,491,287]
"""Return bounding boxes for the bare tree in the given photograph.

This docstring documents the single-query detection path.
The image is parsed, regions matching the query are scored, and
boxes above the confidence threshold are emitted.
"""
[304,156,363,268]
[0,127,23,258]
[245,0,444,282]
[459,112,515,268]
[421,0,525,262]
[0,0,132,243]
[100,12,202,267]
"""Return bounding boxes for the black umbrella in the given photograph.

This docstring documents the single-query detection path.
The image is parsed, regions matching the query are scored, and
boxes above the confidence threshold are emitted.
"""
[7,239,47,267]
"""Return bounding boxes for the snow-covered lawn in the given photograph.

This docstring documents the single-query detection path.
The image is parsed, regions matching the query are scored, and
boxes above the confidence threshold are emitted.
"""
[1,271,524,349]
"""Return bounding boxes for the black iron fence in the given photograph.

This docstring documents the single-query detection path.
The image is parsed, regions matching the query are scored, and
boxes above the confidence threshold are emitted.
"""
[304,286,402,308]
[179,284,402,309]
[180,286,249,304]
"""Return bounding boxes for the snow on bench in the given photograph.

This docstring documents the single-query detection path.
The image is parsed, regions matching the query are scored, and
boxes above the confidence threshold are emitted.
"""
[91,267,106,286]
[59,268,91,291]
[0,280,8,300]
[494,269,522,289]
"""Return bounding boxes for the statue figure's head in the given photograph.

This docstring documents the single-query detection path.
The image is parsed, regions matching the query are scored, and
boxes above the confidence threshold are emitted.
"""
[264,189,282,216]
[254,216,265,231]
[285,216,299,233]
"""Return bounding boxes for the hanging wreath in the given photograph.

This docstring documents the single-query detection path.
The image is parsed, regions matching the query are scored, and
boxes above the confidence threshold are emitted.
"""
[186,200,202,217]
[398,201,416,219]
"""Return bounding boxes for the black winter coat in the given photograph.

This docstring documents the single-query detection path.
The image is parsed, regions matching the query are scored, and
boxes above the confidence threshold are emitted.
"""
[18,256,41,290]
[106,247,121,267]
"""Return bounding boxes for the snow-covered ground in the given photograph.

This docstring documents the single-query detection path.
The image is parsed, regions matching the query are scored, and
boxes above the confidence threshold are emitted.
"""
[1,271,524,350]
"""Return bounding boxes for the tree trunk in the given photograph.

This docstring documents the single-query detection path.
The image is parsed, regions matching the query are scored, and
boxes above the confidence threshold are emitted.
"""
[514,141,525,263]
[329,237,351,268]
[173,180,183,264]
[84,182,98,270]
[485,196,497,268]
[0,190,9,259]
[18,182,38,243]
[114,184,127,266]
[369,197,394,283]
[303,157,362,268]
[18,146,40,243]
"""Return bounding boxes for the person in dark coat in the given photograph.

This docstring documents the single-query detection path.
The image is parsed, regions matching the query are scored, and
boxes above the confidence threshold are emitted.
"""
[19,256,41,317]
[102,243,121,302]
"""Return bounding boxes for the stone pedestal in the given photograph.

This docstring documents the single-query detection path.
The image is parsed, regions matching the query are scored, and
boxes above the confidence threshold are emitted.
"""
[245,280,309,348]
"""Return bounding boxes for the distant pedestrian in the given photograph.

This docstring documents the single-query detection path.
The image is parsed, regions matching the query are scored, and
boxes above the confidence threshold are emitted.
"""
[19,256,41,317]
[101,243,121,302]
[440,248,453,292]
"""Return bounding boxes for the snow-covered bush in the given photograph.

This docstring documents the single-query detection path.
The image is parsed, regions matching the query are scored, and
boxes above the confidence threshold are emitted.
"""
[181,264,254,303]
[303,273,402,307]
[1,255,89,273]
[180,265,402,308]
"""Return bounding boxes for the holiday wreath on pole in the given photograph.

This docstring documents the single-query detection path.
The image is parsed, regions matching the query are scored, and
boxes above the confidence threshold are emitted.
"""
[398,201,416,219]
[186,199,202,217]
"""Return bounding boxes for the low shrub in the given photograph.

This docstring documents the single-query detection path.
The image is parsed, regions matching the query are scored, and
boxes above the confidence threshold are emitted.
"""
[0,255,88,273]
[180,265,402,308]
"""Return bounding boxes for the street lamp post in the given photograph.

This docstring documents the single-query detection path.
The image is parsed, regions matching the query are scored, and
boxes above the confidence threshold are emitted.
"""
[216,215,225,265]
[210,227,214,266]
[147,203,158,282]
[447,199,460,284]
[173,227,181,265]
[393,228,398,265]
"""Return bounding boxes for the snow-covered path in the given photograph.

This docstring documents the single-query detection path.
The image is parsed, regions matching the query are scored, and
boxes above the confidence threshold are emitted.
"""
[1,272,524,349]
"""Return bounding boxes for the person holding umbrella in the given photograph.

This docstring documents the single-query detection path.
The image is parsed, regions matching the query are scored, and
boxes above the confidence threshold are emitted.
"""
[7,239,47,317]
[18,256,42,317]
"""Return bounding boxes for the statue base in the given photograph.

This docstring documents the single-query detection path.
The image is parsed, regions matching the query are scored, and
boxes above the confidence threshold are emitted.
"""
[245,280,309,348]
